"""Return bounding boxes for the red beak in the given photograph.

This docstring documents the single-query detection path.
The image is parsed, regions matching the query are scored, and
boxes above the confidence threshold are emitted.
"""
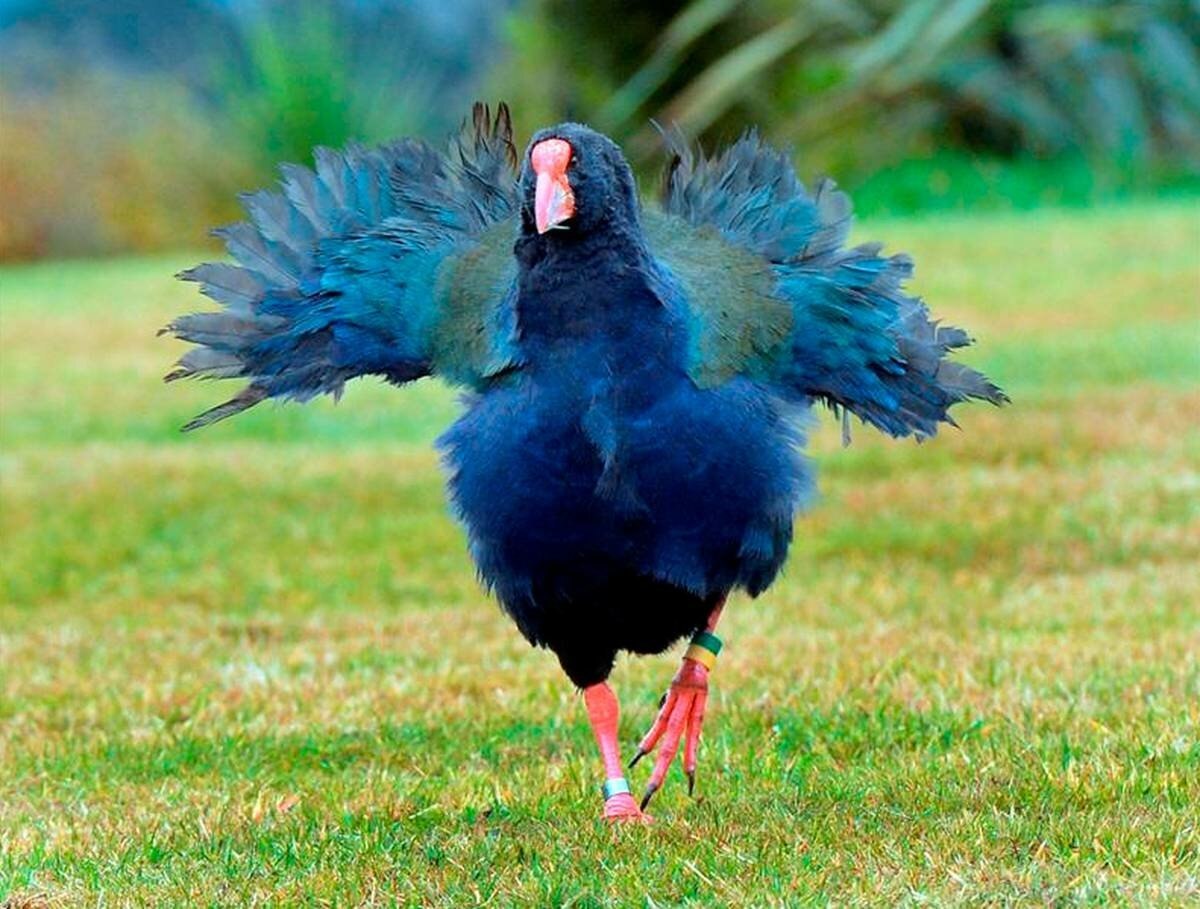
[531,138,575,234]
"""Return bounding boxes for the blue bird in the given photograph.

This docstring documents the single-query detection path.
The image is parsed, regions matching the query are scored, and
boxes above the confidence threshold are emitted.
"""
[166,103,1006,821]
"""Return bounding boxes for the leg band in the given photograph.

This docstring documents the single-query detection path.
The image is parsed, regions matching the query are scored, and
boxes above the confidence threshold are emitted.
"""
[602,777,632,800]
[685,630,722,670]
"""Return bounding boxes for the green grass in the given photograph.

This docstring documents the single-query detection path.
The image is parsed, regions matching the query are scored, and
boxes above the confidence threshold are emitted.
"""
[1,202,1198,906]
[847,154,1200,219]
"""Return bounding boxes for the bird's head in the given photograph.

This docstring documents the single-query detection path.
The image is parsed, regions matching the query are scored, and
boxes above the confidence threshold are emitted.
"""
[519,123,640,241]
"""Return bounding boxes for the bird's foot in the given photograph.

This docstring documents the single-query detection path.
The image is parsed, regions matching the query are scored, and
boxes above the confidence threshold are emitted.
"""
[602,791,652,823]
[629,657,710,811]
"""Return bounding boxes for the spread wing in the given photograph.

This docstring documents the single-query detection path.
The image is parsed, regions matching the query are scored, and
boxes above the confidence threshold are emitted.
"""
[164,103,521,430]
[644,132,1007,439]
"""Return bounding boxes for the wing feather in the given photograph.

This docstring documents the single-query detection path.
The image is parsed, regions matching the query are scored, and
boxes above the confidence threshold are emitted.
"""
[647,130,1006,439]
[166,103,522,429]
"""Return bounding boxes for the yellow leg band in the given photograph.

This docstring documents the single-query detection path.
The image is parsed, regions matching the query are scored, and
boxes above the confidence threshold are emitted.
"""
[684,643,718,671]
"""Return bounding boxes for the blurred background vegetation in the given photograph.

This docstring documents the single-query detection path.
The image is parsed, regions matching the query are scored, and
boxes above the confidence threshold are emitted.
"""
[1,0,1198,261]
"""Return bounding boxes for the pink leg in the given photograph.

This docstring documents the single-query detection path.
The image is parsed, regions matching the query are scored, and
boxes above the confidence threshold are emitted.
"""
[630,598,725,810]
[583,683,650,822]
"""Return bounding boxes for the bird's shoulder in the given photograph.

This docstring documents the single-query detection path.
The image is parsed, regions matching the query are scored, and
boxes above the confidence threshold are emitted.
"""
[641,208,793,388]
[430,217,522,386]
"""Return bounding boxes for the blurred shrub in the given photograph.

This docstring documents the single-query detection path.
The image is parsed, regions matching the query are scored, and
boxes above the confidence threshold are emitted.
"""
[0,69,252,260]
[210,2,450,174]
[1,0,1197,260]
[0,0,497,261]
[492,0,1200,187]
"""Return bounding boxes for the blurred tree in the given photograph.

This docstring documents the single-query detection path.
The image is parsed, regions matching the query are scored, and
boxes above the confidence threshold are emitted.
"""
[490,0,1200,185]
[1,0,1197,258]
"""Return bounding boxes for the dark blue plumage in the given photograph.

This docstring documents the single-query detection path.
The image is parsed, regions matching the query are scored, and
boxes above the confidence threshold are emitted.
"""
[166,104,1006,689]
[438,131,808,680]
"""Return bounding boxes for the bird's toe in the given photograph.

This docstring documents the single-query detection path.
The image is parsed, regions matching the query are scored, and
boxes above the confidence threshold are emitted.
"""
[603,791,652,823]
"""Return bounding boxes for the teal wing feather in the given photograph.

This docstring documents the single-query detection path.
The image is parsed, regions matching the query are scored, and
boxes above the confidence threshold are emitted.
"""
[642,209,793,388]
[646,130,1006,438]
[165,103,521,430]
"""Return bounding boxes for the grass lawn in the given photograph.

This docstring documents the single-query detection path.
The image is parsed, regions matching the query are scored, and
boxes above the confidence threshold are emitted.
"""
[1,202,1198,906]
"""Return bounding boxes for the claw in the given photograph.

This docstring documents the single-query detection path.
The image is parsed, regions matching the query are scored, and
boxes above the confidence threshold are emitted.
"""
[630,655,713,812]
[640,781,659,812]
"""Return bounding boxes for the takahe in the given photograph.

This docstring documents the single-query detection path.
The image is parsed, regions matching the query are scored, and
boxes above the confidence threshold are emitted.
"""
[166,103,1005,821]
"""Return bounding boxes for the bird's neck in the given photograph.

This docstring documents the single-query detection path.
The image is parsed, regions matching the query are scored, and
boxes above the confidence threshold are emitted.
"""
[516,219,650,283]
[515,221,662,340]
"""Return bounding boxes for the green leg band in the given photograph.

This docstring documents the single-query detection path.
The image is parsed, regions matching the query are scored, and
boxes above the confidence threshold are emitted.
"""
[690,630,723,656]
